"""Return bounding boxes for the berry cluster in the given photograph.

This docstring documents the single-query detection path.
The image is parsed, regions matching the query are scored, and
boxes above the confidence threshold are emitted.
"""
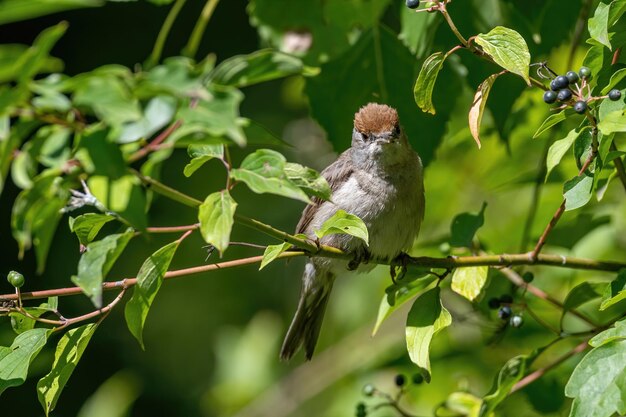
[357,373,424,416]
[7,270,25,288]
[543,66,622,114]
[488,294,523,328]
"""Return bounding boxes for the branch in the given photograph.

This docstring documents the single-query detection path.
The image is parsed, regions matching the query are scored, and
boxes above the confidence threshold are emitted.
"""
[182,0,220,58]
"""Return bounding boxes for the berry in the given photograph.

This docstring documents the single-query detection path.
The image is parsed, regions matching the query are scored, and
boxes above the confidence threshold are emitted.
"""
[609,89,622,101]
[487,297,501,309]
[550,79,559,91]
[579,66,592,79]
[557,88,572,102]
[543,90,557,104]
[406,0,420,9]
[574,101,587,114]
[522,272,534,283]
[356,402,367,417]
[498,306,512,320]
[412,373,424,384]
[395,374,406,387]
[510,315,524,328]
[362,384,375,397]
[7,271,24,288]
[499,294,513,304]
[553,75,569,90]
[566,71,579,83]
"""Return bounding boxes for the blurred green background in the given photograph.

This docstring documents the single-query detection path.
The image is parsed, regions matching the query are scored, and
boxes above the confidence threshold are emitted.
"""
[1,0,626,416]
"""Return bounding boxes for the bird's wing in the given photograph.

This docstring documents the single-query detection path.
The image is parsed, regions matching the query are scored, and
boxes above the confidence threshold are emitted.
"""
[296,149,353,235]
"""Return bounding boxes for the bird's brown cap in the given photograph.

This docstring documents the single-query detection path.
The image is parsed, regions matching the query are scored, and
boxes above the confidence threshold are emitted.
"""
[353,103,399,134]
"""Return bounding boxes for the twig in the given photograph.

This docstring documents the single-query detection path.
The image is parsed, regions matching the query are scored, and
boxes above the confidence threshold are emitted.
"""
[182,0,220,58]
[146,224,200,233]
[510,339,589,393]
[127,120,183,163]
[146,0,188,68]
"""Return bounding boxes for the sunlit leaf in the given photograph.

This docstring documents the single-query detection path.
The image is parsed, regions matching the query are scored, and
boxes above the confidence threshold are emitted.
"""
[589,2,612,50]
[0,328,49,396]
[468,73,500,148]
[546,128,583,180]
[315,209,369,245]
[125,240,180,349]
[563,174,594,211]
[601,68,626,94]
[198,190,237,255]
[598,110,626,135]
[0,0,101,25]
[37,324,98,416]
[405,287,451,382]
[475,26,531,85]
[260,241,293,270]
[117,96,176,144]
[451,266,489,301]
[414,51,446,115]
[283,162,331,200]
[600,269,626,310]
[183,144,224,177]
[533,109,572,138]
[69,213,115,246]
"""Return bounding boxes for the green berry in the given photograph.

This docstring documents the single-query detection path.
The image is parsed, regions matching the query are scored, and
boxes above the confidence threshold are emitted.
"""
[412,373,424,384]
[557,89,572,102]
[499,294,513,304]
[579,66,592,79]
[498,306,512,320]
[395,374,406,387]
[362,384,375,397]
[574,100,587,114]
[543,90,557,104]
[566,71,579,83]
[510,315,524,328]
[522,272,534,283]
[609,89,622,101]
[7,271,24,288]
[487,297,501,309]
[553,75,569,89]
[406,0,420,9]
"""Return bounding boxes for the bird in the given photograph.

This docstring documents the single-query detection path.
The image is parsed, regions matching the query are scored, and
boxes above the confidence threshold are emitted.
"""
[280,103,425,360]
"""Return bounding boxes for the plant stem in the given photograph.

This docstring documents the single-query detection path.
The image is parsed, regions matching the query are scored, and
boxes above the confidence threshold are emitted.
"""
[611,141,626,192]
[440,3,468,47]
[146,0,187,68]
[146,224,200,233]
[182,0,220,58]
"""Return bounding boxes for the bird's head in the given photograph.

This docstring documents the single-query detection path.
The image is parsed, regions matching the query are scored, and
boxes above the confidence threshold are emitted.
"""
[351,103,410,164]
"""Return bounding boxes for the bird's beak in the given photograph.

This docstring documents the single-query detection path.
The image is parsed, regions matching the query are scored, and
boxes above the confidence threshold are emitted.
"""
[374,132,397,144]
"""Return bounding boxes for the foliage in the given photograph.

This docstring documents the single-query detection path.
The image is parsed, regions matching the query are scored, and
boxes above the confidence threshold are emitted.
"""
[1,0,626,416]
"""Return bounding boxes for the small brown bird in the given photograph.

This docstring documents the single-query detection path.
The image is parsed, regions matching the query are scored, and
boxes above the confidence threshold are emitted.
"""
[280,103,425,360]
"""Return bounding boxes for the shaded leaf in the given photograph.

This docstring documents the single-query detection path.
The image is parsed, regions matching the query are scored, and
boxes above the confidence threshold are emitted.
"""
[198,190,237,255]
[468,73,501,148]
[73,75,141,127]
[564,174,594,211]
[0,328,49,396]
[405,287,451,382]
[561,281,605,327]
[451,266,489,302]
[534,109,572,138]
[183,144,224,177]
[450,202,487,248]
[260,242,293,270]
[598,110,626,135]
[117,96,176,144]
[399,5,440,57]
[414,51,446,115]
[601,68,626,94]
[71,230,134,308]
[124,240,180,349]
[475,26,531,85]
[315,209,369,245]
[480,355,530,416]
[69,213,115,246]
[37,324,98,416]
[600,269,626,310]
[283,162,331,200]
[546,128,583,180]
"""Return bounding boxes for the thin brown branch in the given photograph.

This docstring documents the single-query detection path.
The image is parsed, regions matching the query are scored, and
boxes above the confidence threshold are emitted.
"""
[510,339,589,393]
[127,119,182,163]
[146,224,200,233]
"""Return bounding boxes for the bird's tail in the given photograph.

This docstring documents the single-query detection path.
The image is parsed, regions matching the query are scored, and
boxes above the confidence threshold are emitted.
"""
[280,263,335,361]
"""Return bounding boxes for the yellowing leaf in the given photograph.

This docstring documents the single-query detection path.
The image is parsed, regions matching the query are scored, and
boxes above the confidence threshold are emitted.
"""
[468,73,500,148]
[451,266,489,301]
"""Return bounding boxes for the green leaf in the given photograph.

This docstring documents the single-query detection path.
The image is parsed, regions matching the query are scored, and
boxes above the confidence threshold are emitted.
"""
[475,26,531,85]
[451,266,489,302]
[601,68,626,94]
[405,287,451,382]
[449,202,487,248]
[16,23,68,84]
[314,209,369,245]
[283,162,331,200]
[0,328,49,396]
[373,274,437,336]
[87,175,147,231]
[37,323,98,416]
[260,242,293,270]
[117,96,176,144]
[589,1,613,50]
[69,213,115,246]
[230,149,310,203]
[73,75,141,127]
[183,144,224,177]
[399,5,440,57]
[546,128,583,180]
[598,110,626,135]
[561,281,605,327]
[9,303,54,334]
[533,109,572,138]
[71,230,134,308]
[564,174,594,211]
[589,318,626,347]
[414,51,446,115]
[210,49,317,88]
[124,240,180,349]
[468,73,501,148]
[198,190,237,256]
[0,0,101,25]
[480,355,530,416]
[565,339,626,417]
[600,269,626,310]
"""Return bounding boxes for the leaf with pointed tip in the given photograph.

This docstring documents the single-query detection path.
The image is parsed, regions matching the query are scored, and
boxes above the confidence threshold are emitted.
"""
[183,144,224,177]
[260,242,293,270]
[600,269,626,311]
[563,174,594,211]
[283,162,331,201]
[468,73,500,148]
[414,52,446,115]
[560,281,605,328]
[534,109,572,138]
[480,355,530,416]
[315,209,369,245]
[475,26,531,85]
[198,191,237,256]
[450,202,487,248]
[546,129,583,180]
[0,328,50,396]
[69,213,115,246]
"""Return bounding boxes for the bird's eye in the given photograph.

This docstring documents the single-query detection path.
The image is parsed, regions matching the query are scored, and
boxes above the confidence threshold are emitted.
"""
[361,132,369,141]
[393,125,401,136]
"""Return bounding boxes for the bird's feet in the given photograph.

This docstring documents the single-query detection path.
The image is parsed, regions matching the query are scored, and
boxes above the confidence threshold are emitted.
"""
[347,248,371,271]
[390,252,412,284]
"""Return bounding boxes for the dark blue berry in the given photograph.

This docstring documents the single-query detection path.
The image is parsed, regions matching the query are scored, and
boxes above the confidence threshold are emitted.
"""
[522,272,534,283]
[574,101,587,114]
[395,374,406,387]
[406,0,420,9]
[543,90,557,104]
[412,374,424,384]
[553,75,569,90]
[356,402,367,417]
[498,306,512,320]
[566,71,579,83]
[557,89,572,102]
[488,297,501,309]
[579,66,592,79]
[609,89,622,101]
[550,79,559,91]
